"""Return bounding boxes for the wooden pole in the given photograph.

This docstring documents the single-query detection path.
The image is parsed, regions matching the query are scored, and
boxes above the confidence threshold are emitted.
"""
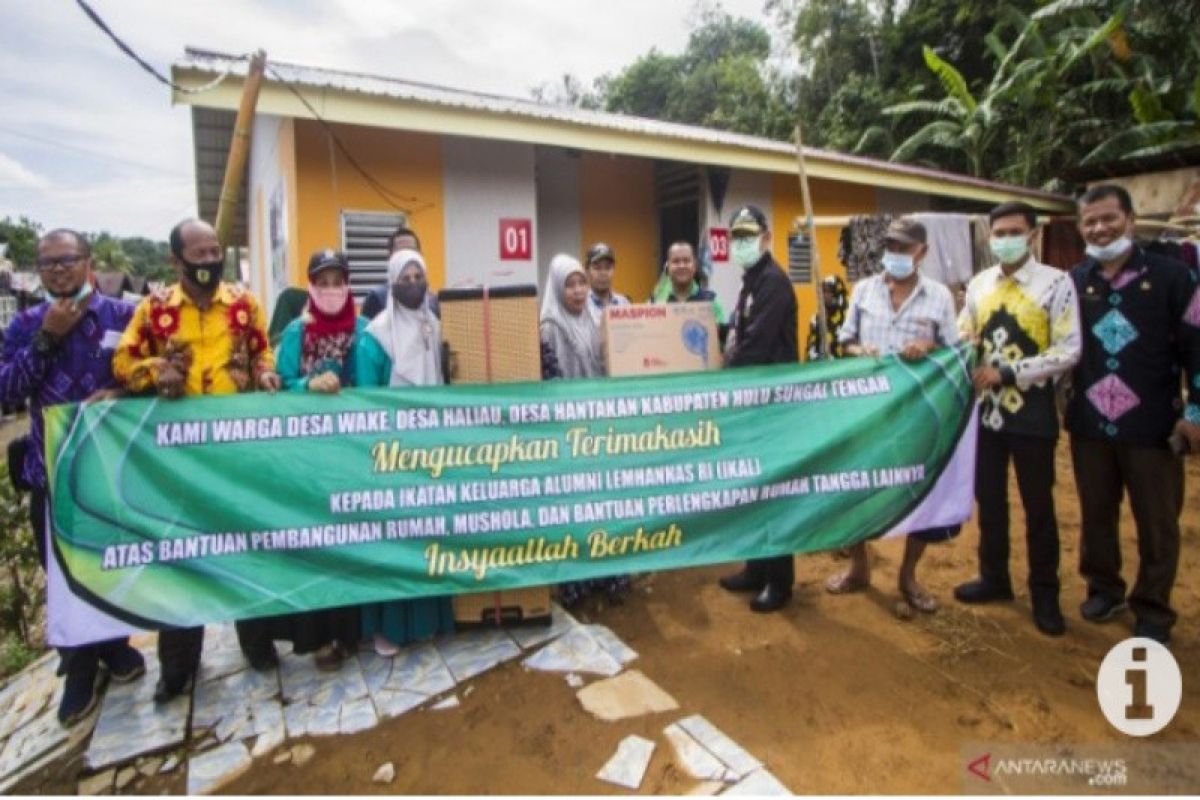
[793,121,829,359]
[214,50,267,247]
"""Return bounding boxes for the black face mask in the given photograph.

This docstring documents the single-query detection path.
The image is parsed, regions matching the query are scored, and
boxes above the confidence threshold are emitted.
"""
[182,257,223,292]
[392,280,427,310]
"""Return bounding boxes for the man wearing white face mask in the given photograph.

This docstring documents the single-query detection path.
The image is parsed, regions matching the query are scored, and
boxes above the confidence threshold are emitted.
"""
[832,218,960,613]
[718,204,798,613]
[954,201,1080,637]
[1066,184,1200,645]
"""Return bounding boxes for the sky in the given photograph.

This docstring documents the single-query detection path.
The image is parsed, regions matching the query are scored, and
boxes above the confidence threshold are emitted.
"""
[0,0,772,242]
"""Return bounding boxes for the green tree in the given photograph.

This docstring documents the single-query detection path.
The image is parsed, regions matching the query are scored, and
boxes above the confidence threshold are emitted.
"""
[0,216,43,268]
[89,233,133,274]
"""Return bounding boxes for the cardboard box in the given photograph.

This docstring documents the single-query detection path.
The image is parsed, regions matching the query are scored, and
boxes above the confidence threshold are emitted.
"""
[438,285,542,384]
[453,586,553,629]
[603,302,721,377]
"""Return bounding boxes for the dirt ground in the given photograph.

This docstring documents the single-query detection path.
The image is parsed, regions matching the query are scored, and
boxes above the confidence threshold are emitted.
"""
[12,440,1200,795]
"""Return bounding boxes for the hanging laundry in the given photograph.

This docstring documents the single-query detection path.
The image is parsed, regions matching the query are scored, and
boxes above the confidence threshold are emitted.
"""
[910,213,973,287]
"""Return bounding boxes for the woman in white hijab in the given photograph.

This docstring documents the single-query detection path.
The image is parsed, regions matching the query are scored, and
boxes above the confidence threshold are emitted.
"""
[539,254,629,607]
[539,254,604,379]
[354,249,454,655]
[356,249,442,387]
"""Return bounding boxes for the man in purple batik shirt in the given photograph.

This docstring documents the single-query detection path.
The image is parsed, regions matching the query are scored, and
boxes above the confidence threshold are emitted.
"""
[0,229,146,726]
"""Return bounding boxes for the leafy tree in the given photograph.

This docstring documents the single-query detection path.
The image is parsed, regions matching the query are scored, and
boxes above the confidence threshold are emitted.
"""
[0,217,42,268]
[90,233,134,274]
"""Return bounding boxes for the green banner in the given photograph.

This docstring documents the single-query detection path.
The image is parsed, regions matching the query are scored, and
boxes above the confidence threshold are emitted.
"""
[46,346,974,630]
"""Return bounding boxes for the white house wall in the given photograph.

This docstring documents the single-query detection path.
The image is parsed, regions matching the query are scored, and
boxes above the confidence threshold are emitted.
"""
[534,146,581,294]
[441,136,538,289]
[703,169,773,319]
[247,114,285,306]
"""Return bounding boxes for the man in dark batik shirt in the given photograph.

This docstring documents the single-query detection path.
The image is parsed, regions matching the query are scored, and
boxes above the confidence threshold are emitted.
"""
[1067,184,1200,646]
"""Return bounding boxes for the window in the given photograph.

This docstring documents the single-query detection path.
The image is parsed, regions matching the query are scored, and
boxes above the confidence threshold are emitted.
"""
[339,210,406,300]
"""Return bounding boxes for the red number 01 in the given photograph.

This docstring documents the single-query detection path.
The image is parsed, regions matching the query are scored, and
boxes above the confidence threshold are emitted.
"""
[500,219,532,260]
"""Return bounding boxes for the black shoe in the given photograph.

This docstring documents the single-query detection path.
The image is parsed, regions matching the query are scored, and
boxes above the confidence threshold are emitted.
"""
[1033,600,1066,637]
[102,644,146,683]
[1080,594,1128,623]
[953,579,1015,604]
[153,674,192,704]
[245,644,279,672]
[58,666,102,727]
[719,568,766,594]
[749,584,791,613]
[1134,620,1171,645]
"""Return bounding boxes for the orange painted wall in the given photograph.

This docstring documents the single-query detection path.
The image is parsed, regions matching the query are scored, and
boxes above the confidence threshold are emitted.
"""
[578,154,658,303]
[771,175,878,357]
[293,120,445,290]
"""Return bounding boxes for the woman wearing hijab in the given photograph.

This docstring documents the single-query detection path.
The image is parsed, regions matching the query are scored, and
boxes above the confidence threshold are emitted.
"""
[354,249,454,655]
[540,253,630,607]
[270,249,366,669]
[805,275,849,361]
[539,254,604,379]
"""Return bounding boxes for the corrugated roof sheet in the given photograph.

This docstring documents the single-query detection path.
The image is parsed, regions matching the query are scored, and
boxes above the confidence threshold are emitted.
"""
[174,47,1070,206]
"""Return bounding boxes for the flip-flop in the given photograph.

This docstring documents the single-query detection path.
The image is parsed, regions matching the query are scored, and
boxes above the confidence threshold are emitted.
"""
[825,571,870,595]
[902,587,939,613]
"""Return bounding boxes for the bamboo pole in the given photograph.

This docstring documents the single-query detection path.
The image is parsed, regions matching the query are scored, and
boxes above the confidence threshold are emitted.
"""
[793,121,829,358]
[214,50,267,247]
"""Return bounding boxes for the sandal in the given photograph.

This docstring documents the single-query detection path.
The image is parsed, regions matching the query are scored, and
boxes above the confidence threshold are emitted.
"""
[825,570,870,595]
[901,586,939,613]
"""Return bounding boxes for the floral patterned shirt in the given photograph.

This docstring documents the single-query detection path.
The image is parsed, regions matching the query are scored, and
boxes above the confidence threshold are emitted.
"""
[113,283,274,396]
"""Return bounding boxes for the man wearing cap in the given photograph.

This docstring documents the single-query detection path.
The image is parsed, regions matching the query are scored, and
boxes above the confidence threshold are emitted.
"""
[954,201,1080,637]
[114,217,281,701]
[717,204,798,613]
[829,218,961,613]
[584,242,630,323]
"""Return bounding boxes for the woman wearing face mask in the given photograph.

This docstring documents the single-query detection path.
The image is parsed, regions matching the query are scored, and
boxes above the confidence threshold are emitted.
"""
[539,254,629,607]
[270,249,367,669]
[355,249,454,655]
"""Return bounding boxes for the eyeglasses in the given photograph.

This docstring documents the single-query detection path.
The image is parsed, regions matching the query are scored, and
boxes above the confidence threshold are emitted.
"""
[36,255,84,271]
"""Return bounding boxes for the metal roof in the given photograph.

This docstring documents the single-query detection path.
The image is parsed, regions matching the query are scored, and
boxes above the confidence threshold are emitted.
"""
[173,46,1073,233]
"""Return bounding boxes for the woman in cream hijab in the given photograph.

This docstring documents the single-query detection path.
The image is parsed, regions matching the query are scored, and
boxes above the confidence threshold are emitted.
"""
[539,254,604,378]
[354,249,453,655]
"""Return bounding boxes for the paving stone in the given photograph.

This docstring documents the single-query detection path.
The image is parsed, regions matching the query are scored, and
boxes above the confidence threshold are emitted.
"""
[576,669,678,721]
[663,722,734,782]
[338,696,378,735]
[435,629,521,683]
[581,625,638,666]
[674,715,761,780]
[510,604,578,650]
[137,756,163,777]
[595,734,655,790]
[86,650,188,771]
[431,694,460,711]
[523,625,623,676]
[372,762,395,783]
[186,741,252,795]
[723,768,791,795]
[372,689,428,720]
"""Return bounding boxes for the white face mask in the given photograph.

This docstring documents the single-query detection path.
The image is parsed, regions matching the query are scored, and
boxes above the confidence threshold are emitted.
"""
[881,251,915,280]
[731,238,761,269]
[1085,236,1133,263]
[989,235,1029,265]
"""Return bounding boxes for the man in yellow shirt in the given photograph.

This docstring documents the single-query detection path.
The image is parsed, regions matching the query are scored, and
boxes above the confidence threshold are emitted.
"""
[114,218,281,703]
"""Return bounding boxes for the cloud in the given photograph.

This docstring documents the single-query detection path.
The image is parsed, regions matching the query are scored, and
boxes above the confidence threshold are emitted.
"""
[0,152,52,190]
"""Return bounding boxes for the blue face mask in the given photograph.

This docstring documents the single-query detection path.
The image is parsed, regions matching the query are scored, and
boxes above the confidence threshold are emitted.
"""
[881,252,915,279]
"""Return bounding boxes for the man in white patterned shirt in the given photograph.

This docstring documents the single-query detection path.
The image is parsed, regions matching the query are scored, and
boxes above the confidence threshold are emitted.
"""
[953,201,1080,637]
[831,218,960,613]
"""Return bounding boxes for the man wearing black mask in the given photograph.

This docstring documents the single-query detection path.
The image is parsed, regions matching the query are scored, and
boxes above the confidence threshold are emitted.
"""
[114,218,281,702]
[717,204,799,613]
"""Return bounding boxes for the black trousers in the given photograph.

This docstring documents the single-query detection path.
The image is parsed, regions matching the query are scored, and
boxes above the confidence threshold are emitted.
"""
[1071,437,1182,631]
[741,555,794,590]
[974,428,1060,600]
[30,488,135,679]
